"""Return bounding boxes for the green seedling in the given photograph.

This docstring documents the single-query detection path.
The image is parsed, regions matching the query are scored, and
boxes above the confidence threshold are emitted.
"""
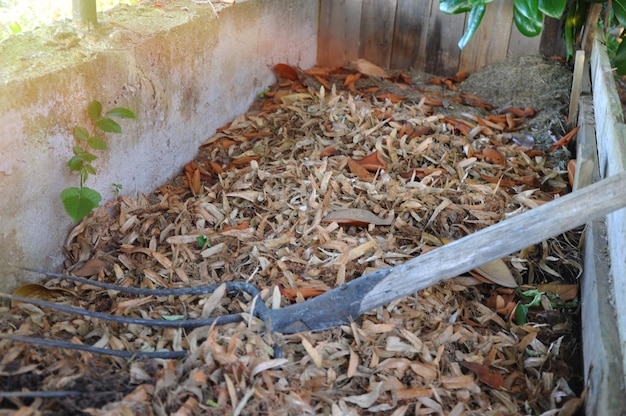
[112,183,123,198]
[61,100,135,223]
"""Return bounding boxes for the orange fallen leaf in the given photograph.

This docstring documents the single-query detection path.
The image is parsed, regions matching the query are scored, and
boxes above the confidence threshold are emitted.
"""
[279,286,327,301]
[320,146,339,157]
[302,66,331,77]
[184,163,202,195]
[453,71,469,82]
[549,126,579,151]
[460,93,494,110]
[273,63,299,81]
[460,361,507,390]
[347,158,375,181]
[354,151,387,171]
[480,147,506,168]
[536,283,578,301]
[225,156,261,171]
[205,161,224,175]
[376,92,405,103]
[221,221,250,233]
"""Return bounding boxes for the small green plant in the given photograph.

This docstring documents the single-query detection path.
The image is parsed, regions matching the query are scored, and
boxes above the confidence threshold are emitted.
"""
[112,183,123,198]
[61,100,136,223]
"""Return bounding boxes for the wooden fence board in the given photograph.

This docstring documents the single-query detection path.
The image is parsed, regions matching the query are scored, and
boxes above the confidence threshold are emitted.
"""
[507,21,542,58]
[423,0,465,76]
[359,0,397,67]
[391,0,432,69]
[317,0,564,74]
[317,0,363,67]
[459,0,514,73]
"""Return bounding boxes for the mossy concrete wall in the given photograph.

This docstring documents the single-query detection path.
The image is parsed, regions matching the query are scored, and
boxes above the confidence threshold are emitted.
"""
[0,0,317,292]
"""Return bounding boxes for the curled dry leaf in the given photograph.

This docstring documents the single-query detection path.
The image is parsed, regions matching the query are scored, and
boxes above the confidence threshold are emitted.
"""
[73,258,107,277]
[473,258,518,288]
[323,208,393,227]
[352,58,390,78]
[354,151,387,171]
[11,283,75,306]
[273,63,299,81]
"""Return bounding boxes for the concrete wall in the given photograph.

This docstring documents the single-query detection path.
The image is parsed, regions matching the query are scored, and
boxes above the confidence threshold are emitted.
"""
[0,0,318,292]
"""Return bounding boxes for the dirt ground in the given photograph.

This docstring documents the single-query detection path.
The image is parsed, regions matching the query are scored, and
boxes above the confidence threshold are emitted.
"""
[0,55,585,415]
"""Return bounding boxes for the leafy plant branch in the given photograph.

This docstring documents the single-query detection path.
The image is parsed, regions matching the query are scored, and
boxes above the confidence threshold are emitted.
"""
[61,100,135,223]
[441,0,626,74]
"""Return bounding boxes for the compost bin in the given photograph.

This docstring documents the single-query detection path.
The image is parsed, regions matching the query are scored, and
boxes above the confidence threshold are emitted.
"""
[1,1,625,415]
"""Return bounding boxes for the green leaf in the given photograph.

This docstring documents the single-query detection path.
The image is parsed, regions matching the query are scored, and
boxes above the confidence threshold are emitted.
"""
[614,36,626,75]
[458,4,487,49]
[74,148,98,162]
[514,0,543,37]
[161,314,186,321]
[538,0,565,19]
[61,187,101,223]
[9,22,22,34]
[515,304,529,325]
[95,117,122,133]
[87,100,102,122]
[614,0,626,28]
[87,136,108,150]
[196,235,208,248]
[106,107,136,119]
[73,126,89,141]
[85,164,97,175]
[67,155,85,172]
[440,0,474,14]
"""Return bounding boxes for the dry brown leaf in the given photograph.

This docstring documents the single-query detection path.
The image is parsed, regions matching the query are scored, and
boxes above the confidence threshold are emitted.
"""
[273,63,299,80]
[73,258,107,277]
[323,208,393,226]
[352,58,389,78]
[11,283,74,305]
[460,361,507,390]
[347,158,374,181]
[279,286,327,301]
[474,259,518,288]
[354,151,387,171]
[536,283,578,301]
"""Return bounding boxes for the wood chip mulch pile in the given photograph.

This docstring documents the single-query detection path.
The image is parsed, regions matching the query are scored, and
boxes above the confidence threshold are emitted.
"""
[0,58,586,415]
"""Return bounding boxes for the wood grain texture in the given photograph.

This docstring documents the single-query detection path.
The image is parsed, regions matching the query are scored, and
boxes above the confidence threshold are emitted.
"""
[317,0,363,67]
[359,0,397,67]
[391,0,432,69]
[316,0,563,75]
[359,170,626,313]
[459,0,514,73]
[506,18,542,58]
[590,28,626,380]
[423,0,464,76]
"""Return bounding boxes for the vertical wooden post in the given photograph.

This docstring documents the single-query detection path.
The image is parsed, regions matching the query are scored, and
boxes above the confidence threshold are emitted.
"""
[73,0,98,28]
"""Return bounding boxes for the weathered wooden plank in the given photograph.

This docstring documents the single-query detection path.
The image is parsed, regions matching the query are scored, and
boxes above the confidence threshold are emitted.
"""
[590,28,626,385]
[423,0,465,76]
[459,0,514,73]
[578,89,626,413]
[317,0,363,67]
[506,14,542,58]
[359,0,397,68]
[390,0,433,69]
[358,170,626,314]
[539,17,567,57]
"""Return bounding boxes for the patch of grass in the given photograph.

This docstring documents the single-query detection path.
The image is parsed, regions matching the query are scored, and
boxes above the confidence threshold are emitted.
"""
[0,0,133,40]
